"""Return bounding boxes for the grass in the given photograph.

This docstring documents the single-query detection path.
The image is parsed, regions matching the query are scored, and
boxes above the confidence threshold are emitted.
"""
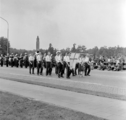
[0,91,106,120]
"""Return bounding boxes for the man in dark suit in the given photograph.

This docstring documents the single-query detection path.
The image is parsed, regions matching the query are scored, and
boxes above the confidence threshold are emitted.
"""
[5,53,9,67]
[0,54,4,67]
[23,53,29,68]
[19,54,23,68]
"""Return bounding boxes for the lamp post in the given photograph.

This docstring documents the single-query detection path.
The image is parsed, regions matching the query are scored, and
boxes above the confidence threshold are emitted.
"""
[0,17,9,54]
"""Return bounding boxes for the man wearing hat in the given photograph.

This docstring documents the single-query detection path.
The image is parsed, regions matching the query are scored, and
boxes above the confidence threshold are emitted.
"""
[29,53,35,74]
[34,51,40,68]
[36,52,43,75]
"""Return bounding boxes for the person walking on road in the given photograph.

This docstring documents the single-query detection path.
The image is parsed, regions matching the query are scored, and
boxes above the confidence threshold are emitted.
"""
[0,54,4,67]
[84,54,91,76]
[29,53,35,74]
[45,52,52,76]
[36,52,43,75]
[5,53,9,67]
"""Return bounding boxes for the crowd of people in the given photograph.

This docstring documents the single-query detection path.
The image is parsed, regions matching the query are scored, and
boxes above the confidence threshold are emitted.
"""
[0,51,92,79]
[0,51,126,79]
[93,56,126,71]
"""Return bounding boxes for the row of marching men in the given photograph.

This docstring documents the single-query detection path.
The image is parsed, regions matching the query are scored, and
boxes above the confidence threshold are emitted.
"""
[0,51,91,78]
[0,53,29,68]
[28,51,74,79]
[29,51,91,79]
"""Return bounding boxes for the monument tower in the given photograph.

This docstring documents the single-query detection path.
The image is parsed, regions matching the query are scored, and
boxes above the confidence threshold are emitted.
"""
[36,36,40,51]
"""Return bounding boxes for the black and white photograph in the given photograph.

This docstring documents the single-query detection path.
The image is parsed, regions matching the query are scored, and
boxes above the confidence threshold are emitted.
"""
[0,0,126,120]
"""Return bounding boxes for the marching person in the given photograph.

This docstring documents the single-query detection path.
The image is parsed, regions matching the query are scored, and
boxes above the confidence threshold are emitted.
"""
[0,54,4,67]
[9,55,12,67]
[14,54,19,67]
[36,52,43,75]
[5,53,9,67]
[57,52,64,78]
[50,54,53,74]
[65,52,71,79]
[9,53,14,67]
[78,54,85,77]
[45,51,52,76]
[78,54,83,75]
[84,54,91,76]
[19,54,23,68]
[114,58,120,71]
[75,56,80,76]
[63,52,68,74]
[34,52,37,68]
[55,51,59,74]
[23,53,29,68]
[43,53,46,68]
[29,53,35,74]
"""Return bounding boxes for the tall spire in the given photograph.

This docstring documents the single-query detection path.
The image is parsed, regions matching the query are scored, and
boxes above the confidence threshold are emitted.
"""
[36,36,40,51]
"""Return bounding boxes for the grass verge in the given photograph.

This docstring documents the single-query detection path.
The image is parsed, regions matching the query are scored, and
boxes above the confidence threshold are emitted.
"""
[0,91,106,120]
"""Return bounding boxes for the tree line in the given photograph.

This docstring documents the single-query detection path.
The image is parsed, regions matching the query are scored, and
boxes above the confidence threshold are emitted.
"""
[0,37,126,58]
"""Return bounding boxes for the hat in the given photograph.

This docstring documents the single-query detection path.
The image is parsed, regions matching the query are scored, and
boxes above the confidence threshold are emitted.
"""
[37,51,39,53]
[35,52,39,55]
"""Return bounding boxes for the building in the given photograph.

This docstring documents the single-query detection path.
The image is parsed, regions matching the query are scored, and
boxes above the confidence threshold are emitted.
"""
[36,36,40,51]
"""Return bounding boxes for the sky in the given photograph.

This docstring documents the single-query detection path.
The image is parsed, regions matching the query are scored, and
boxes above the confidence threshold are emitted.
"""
[0,0,126,50]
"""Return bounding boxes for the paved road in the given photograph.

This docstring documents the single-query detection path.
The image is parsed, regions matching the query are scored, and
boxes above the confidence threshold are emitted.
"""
[0,67,126,97]
[0,66,126,88]
[0,78,126,120]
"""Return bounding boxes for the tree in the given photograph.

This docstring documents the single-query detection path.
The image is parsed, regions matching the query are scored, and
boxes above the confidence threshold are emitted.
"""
[76,45,86,53]
[91,46,99,58]
[71,43,76,52]
[48,43,54,54]
[66,47,70,52]
[0,37,10,55]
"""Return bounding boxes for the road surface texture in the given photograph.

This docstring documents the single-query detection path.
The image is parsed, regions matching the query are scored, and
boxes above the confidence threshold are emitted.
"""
[0,67,126,100]
[0,78,126,120]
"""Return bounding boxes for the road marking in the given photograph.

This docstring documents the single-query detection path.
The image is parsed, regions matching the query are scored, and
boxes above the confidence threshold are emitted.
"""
[0,71,126,91]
